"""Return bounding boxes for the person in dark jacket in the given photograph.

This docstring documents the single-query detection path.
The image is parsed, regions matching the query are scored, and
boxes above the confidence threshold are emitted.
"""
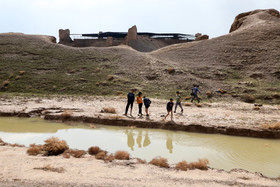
[143,96,151,117]
[191,85,201,103]
[164,98,174,121]
[125,89,135,116]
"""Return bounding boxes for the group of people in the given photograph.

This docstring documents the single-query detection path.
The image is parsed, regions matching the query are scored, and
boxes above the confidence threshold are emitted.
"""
[124,85,201,121]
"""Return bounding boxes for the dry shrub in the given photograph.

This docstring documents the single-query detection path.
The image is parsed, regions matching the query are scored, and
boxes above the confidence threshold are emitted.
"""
[34,165,65,173]
[167,68,175,74]
[8,73,14,79]
[43,137,69,156]
[242,94,256,103]
[9,143,24,147]
[1,80,9,87]
[62,152,71,159]
[19,71,25,75]
[184,103,192,106]
[61,110,73,120]
[149,157,169,168]
[95,151,107,160]
[176,159,209,171]
[102,107,116,114]
[107,75,115,81]
[206,91,213,98]
[195,103,203,107]
[253,106,261,111]
[185,96,191,100]
[66,149,86,158]
[114,151,130,160]
[136,158,147,164]
[175,161,189,171]
[187,159,209,170]
[27,146,41,156]
[15,76,20,80]
[261,122,280,130]
[104,154,115,162]
[88,146,101,155]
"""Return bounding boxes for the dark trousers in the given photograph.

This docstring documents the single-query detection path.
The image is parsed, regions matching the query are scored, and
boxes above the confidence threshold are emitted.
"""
[125,101,134,114]
[138,103,143,115]
[174,102,183,112]
[191,94,200,103]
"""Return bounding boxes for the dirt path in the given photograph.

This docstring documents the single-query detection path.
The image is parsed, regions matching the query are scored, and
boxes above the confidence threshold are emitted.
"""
[0,146,279,187]
[0,96,279,138]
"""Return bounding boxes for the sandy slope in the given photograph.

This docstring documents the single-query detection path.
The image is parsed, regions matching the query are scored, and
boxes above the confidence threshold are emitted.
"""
[0,146,279,187]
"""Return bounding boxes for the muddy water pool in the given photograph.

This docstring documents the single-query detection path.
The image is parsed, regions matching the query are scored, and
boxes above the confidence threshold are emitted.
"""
[0,117,280,177]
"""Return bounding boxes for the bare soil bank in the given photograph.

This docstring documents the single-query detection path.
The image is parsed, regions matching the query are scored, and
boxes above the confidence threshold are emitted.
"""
[0,146,279,186]
[0,96,279,139]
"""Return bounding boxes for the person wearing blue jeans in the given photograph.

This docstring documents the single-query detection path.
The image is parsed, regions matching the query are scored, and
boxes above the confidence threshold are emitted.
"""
[191,85,201,103]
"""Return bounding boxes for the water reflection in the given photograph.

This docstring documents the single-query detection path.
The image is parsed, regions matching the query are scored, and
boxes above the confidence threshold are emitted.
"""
[126,129,172,153]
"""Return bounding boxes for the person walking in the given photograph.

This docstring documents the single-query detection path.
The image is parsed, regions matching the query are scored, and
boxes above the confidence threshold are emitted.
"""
[191,85,201,103]
[164,98,174,121]
[174,91,183,113]
[136,92,143,117]
[125,89,135,116]
[143,96,151,117]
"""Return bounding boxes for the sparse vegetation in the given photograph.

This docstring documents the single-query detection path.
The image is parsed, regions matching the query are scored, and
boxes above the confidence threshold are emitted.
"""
[61,110,73,120]
[88,146,101,155]
[175,159,209,171]
[34,165,65,173]
[95,151,107,160]
[42,137,69,156]
[261,122,280,130]
[242,94,256,103]
[149,157,169,168]
[104,154,115,162]
[114,151,130,160]
[65,149,86,158]
[27,146,42,156]
[136,158,147,164]
[102,107,116,114]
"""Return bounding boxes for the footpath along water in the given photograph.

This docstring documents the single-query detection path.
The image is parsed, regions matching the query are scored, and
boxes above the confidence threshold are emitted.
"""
[0,117,280,177]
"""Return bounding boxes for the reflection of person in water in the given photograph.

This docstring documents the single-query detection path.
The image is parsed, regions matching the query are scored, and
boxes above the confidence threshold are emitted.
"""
[166,137,173,153]
[143,131,151,147]
[136,130,143,148]
[126,130,135,151]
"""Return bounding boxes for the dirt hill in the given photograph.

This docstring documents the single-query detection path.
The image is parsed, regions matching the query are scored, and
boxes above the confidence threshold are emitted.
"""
[0,9,279,103]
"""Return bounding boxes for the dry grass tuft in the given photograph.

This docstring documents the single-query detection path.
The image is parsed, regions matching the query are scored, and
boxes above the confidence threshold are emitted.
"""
[104,154,115,162]
[114,151,130,160]
[34,165,65,173]
[107,75,115,81]
[184,103,192,106]
[136,158,147,164]
[261,122,280,130]
[1,80,9,88]
[27,146,42,156]
[242,94,256,103]
[102,107,116,114]
[253,106,261,111]
[19,71,25,75]
[66,149,86,158]
[61,110,73,120]
[149,157,170,168]
[88,146,101,155]
[175,161,189,171]
[195,103,203,107]
[175,159,209,171]
[62,151,71,159]
[187,159,209,170]
[43,137,69,156]
[167,68,175,74]
[95,151,107,160]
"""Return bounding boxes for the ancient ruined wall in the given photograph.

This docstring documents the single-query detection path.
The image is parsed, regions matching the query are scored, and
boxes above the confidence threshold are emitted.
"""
[59,29,72,44]
[72,38,125,47]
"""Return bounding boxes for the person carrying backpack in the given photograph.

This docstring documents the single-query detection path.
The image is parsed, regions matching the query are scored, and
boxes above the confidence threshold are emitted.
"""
[125,89,135,116]
[174,91,183,113]
[143,96,151,117]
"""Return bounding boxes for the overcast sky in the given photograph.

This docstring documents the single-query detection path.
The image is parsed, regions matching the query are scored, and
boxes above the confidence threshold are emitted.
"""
[0,0,279,39]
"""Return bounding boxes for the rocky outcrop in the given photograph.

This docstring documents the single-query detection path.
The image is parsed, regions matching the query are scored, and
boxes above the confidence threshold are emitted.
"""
[59,29,73,44]
[229,9,280,33]
[106,37,113,46]
[125,25,137,45]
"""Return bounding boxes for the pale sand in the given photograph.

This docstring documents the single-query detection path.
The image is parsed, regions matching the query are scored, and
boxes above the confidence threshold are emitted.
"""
[0,146,279,186]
